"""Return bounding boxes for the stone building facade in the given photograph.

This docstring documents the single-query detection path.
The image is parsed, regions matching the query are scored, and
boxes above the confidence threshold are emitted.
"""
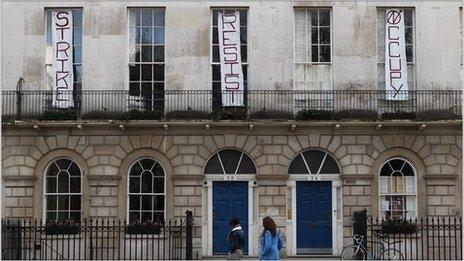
[2,122,462,256]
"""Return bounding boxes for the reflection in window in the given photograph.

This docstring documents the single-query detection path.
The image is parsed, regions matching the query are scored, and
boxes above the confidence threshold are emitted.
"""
[204,149,256,174]
[128,158,165,223]
[288,149,340,174]
[45,158,82,222]
[128,8,165,112]
[379,158,416,219]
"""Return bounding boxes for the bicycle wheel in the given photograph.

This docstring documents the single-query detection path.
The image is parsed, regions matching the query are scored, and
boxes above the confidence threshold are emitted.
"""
[340,244,366,260]
[379,248,404,260]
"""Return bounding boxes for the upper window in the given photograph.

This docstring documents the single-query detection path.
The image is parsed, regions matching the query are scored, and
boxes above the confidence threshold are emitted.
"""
[128,8,165,112]
[379,158,416,219]
[128,158,165,223]
[377,8,415,89]
[204,149,256,174]
[44,158,82,222]
[46,9,83,92]
[295,9,331,64]
[288,149,340,174]
[211,8,248,109]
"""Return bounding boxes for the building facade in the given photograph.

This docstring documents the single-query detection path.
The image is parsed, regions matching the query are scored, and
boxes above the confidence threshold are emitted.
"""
[2,0,463,258]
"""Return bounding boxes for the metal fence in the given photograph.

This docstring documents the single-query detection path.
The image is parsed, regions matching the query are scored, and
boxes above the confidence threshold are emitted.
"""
[353,211,462,260]
[2,211,193,260]
[2,89,462,121]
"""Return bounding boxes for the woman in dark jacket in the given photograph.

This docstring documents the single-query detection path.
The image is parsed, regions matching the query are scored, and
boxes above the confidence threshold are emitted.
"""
[227,217,245,260]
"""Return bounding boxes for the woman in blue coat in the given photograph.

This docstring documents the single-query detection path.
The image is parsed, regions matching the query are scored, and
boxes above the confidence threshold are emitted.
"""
[259,216,283,260]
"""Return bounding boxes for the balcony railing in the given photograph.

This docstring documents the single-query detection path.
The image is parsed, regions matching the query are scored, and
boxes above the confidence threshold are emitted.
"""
[2,90,462,121]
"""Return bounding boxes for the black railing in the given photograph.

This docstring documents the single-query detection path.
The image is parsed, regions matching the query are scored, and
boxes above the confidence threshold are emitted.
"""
[2,89,462,121]
[352,211,463,260]
[2,211,194,260]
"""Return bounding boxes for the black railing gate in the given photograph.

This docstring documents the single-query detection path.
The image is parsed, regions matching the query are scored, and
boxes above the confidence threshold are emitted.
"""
[2,211,194,260]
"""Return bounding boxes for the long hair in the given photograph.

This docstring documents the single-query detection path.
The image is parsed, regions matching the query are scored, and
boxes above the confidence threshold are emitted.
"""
[262,216,277,237]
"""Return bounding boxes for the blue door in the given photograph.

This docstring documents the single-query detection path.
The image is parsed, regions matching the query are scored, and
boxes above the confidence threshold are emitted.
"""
[213,181,248,255]
[296,181,332,254]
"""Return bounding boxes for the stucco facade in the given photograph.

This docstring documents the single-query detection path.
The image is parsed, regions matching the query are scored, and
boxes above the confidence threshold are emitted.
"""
[1,0,463,258]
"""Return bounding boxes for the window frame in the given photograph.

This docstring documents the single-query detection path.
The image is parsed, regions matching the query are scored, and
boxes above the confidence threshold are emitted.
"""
[294,7,332,65]
[43,157,83,223]
[378,157,418,219]
[126,157,166,224]
[127,7,166,111]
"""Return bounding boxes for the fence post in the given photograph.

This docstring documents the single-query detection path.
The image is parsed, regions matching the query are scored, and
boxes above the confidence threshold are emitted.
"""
[353,209,367,250]
[185,210,193,260]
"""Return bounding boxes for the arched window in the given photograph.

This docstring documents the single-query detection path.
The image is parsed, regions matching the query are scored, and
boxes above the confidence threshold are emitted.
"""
[128,158,165,223]
[288,149,340,174]
[45,158,82,222]
[379,158,416,219]
[204,149,256,174]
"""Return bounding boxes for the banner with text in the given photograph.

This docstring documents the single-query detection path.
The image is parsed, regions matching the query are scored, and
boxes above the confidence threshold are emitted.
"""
[385,9,408,100]
[218,12,244,106]
[52,10,74,108]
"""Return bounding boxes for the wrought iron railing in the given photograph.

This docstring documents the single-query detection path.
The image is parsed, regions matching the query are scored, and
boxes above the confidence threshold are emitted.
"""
[2,90,461,121]
[1,211,194,260]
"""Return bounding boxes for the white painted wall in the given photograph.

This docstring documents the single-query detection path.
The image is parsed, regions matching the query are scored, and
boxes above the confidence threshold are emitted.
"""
[2,1,462,91]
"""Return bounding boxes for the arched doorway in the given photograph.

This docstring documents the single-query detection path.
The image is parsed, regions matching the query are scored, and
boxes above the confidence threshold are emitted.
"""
[287,149,343,256]
[202,149,258,256]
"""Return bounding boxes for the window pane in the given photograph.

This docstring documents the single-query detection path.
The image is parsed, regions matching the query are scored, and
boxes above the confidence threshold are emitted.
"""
[153,46,164,62]
[129,177,140,193]
[310,11,318,26]
[212,65,221,81]
[320,27,330,44]
[288,155,309,174]
[73,47,82,63]
[57,159,71,170]
[320,45,330,62]
[390,159,405,171]
[130,161,143,175]
[406,45,413,63]
[241,47,247,63]
[237,155,257,174]
[239,10,247,26]
[141,64,152,81]
[141,46,152,62]
[311,46,318,62]
[141,28,153,44]
[129,64,140,81]
[303,150,325,174]
[311,28,318,44]
[142,10,153,26]
[153,28,165,44]
[57,172,69,193]
[141,195,152,210]
[46,211,56,221]
[154,178,164,193]
[220,150,242,174]
[153,195,164,210]
[58,212,68,221]
[129,83,141,97]
[405,27,413,45]
[129,195,140,211]
[153,10,165,26]
[212,46,220,62]
[129,212,139,223]
[152,163,164,176]
[141,172,153,193]
[404,10,413,26]
[240,28,247,44]
[154,65,164,81]
[204,154,223,174]
[129,9,140,27]
[319,10,330,26]
[70,177,80,193]
[154,212,164,222]
[320,155,340,174]
[46,195,57,210]
[73,10,82,26]
[58,195,69,211]
[70,195,81,210]
[70,212,81,222]
[73,65,82,82]
[46,177,56,193]
[141,212,152,222]
[73,27,82,46]
[213,27,218,44]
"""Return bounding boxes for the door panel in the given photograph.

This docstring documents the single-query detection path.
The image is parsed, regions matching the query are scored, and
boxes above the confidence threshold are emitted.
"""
[296,181,332,254]
[213,182,248,255]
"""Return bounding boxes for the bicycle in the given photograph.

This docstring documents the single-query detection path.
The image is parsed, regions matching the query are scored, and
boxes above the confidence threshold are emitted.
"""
[340,231,404,260]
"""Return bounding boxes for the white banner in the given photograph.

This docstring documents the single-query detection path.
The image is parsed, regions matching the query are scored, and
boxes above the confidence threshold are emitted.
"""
[52,10,74,108]
[385,9,408,100]
[218,12,244,106]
